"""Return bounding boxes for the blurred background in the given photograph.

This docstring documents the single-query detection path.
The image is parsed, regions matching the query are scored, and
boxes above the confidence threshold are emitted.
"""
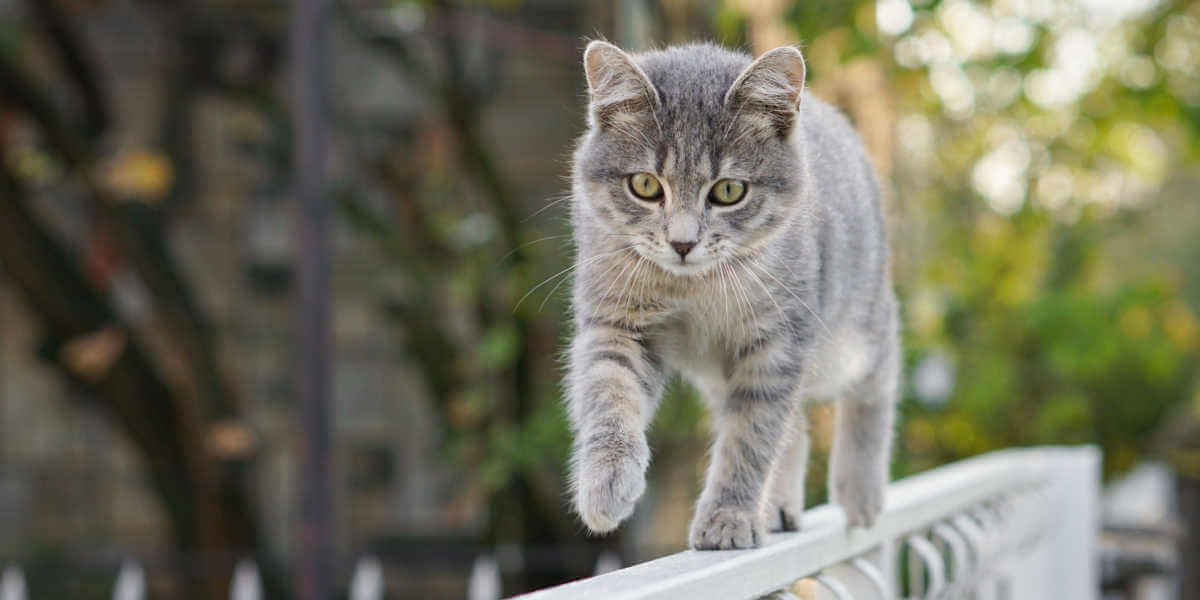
[0,0,1198,598]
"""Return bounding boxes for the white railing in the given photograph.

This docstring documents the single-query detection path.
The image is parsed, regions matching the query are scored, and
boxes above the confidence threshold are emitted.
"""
[512,446,1101,600]
[0,447,1100,600]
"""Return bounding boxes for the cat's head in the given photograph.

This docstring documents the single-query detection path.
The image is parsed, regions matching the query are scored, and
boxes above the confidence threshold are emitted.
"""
[574,42,808,277]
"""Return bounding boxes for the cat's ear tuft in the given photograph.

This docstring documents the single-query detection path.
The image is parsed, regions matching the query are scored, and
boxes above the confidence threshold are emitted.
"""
[582,41,659,130]
[725,46,807,136]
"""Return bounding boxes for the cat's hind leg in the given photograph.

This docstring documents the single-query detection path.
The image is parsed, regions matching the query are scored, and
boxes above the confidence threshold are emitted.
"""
[828,329,899,528]
[765,412,809,532]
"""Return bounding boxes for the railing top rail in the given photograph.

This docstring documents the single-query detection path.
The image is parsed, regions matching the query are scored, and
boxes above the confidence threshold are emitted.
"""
[511,446,1100,600]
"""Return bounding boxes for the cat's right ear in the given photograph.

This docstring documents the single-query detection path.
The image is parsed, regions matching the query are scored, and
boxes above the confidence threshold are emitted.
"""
[725,46,807,137]
[583,41,660,130]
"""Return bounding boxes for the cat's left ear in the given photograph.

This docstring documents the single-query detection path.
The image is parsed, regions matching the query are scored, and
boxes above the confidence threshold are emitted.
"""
[583,41,660,131]
[725,46,807,137]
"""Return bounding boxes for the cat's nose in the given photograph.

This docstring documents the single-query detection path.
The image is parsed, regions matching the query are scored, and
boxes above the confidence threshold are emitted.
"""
[670,241,696,260]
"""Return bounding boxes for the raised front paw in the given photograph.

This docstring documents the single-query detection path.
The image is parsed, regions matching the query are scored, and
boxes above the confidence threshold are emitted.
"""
[689,503,764,550]
[832,472,885,528]
[574,431,649,534]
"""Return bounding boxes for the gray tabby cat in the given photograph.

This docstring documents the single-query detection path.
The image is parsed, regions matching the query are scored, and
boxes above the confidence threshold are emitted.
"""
[565,41,899,550]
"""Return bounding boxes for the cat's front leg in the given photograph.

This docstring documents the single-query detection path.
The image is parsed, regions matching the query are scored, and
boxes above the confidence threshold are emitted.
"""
[690,342,801,549]
[567,319,665,534]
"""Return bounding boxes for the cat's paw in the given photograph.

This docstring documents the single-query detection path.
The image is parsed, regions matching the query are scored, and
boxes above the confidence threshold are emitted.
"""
[832,472,885,528]
[689,504,764,550]
[765,505,802,533]
[574,431,649,534]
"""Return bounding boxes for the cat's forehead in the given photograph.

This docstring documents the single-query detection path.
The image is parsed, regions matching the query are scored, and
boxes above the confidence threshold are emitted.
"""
[636,45,750,124]
[633,45,752,174]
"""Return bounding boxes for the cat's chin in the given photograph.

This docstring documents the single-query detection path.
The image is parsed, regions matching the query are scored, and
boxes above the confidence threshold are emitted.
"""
[655,260,716,278]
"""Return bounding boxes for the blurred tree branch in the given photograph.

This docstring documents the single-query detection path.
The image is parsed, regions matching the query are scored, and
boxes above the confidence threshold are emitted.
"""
[0,2,287,596]
[0,169,220,599]
[24,0,110,136]
[338,1,595,590]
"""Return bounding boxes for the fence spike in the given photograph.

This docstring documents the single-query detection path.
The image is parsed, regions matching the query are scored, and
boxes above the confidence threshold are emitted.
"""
[1,566,27,600]
[349,555,384,600]
[229,559,263,600]
[468,554,501,600]
[112,560,145,600]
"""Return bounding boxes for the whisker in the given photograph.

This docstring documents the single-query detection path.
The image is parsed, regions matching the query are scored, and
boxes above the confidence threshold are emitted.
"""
[733,255,806,343]
[495,234,572,266]
[572,248,636,311]
[747,260,835,343]
[522,195,572,223]
[723,262,750,342]
[636,255,655,310]
[588,249,642,322]
[717,258,731,320]
[536,261,578,313]
[734,256,784,321]
[514,245,634,312]
[728,261,762,341]
[615,255,646,315]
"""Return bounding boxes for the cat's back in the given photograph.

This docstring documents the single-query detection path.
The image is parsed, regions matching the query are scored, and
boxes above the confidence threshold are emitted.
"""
[794,95,892,335]
[796,96,881,203]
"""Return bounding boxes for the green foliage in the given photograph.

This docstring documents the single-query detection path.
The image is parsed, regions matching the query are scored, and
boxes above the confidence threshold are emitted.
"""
[835,0,1200,480]
[692,0,1200,492]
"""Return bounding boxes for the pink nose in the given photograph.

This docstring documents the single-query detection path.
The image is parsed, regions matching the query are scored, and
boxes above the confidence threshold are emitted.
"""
[670,241,696,260]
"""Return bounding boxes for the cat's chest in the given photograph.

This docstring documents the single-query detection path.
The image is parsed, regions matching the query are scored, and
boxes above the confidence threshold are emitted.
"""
[651,305,739,377]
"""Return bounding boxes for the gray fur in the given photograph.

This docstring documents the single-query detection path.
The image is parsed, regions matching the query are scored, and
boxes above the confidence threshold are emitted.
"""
[565,41,899,550]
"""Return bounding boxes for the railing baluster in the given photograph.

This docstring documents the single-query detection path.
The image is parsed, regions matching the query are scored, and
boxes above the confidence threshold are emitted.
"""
[813,573,853,599]
[1,566,27,600]
[905,535,945,600]
[907,537,925,599]
[849,557,889,599]
[950,514,986,565]
[933,523,970,584]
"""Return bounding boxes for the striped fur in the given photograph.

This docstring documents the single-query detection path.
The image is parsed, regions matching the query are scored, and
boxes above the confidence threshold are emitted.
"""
[566,42,900,550]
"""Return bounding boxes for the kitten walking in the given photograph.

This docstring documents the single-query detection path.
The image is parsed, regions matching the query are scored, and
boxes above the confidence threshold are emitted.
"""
[565,41,899,550]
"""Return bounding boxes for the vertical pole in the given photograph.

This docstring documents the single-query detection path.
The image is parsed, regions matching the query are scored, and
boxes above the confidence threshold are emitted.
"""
[1179,473,1200,600]
[0,275,5,467]
[291,0,332,596]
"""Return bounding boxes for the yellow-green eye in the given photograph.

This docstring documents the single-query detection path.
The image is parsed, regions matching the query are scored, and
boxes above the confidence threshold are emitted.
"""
[709,179,747,205]
[628,173,664,200]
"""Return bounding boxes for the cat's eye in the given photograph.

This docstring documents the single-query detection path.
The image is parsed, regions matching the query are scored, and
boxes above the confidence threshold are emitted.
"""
[709,179,748,206]
[628,173,664,200]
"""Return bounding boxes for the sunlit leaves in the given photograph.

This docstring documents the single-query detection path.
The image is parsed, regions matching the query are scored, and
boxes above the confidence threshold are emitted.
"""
[97,149,174,202]
[839,0,1200,480]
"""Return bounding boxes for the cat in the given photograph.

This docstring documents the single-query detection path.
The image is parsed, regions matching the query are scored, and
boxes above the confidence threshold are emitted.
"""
[564,41,899,550]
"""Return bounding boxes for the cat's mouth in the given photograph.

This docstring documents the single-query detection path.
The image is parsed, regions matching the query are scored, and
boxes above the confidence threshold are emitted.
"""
[634,241,721,277]
[651,255,718,277]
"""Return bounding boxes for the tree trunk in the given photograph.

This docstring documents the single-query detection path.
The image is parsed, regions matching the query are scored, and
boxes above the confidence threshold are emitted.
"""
[0,172,269,599]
